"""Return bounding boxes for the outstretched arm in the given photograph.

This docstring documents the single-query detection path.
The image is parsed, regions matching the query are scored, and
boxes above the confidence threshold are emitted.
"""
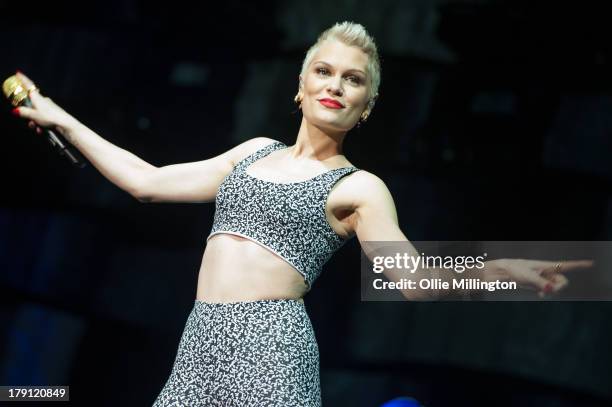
[13,72,276,204]
[349,172,440,300]
[349,172,592,300]
[123,137,277,203]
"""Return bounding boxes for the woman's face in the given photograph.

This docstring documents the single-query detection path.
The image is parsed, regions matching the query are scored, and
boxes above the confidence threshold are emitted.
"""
[300,39,370,132]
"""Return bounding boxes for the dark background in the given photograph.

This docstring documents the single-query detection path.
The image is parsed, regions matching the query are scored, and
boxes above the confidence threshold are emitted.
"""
[1,1,611,406]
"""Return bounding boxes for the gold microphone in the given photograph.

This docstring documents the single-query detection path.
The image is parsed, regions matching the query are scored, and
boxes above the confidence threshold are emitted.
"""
[3,75,85,168]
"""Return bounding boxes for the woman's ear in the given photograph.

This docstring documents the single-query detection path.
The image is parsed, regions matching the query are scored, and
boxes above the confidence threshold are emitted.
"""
[367,93,379,110]
[294,92,303,105]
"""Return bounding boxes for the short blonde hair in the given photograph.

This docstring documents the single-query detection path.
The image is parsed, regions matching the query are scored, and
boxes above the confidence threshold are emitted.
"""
[300,21,381,111]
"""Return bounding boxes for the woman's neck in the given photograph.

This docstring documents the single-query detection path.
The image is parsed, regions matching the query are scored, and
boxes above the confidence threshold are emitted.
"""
[291,118,346,161]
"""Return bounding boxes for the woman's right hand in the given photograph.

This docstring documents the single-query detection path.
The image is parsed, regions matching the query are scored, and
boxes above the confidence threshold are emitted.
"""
[13,72,79,135]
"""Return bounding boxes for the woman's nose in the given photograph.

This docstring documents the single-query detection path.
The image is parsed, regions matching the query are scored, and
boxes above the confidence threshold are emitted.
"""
[327,78,343,96]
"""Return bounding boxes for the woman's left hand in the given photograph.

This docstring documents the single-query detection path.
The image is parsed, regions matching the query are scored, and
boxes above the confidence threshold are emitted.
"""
[483,258,594,297]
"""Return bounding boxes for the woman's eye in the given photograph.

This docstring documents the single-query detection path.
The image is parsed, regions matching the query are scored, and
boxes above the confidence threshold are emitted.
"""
[316,68,361,84]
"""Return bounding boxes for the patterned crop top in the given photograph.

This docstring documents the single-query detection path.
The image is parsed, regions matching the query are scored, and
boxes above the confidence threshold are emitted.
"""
[206,140,361,289]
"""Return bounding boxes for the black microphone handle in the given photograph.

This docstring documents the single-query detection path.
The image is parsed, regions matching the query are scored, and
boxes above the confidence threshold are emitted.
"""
[43,127,86,168]
[22,98,86,168]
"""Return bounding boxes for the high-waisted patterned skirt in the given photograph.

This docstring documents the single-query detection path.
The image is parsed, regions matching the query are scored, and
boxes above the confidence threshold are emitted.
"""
[152,299,321,406]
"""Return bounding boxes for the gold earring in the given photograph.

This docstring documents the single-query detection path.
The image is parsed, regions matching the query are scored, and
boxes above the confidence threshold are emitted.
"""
[294,93,303,107]
[356,111,369,129]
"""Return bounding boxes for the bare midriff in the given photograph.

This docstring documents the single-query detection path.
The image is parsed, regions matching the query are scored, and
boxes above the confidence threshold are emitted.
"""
[196,233,308,304]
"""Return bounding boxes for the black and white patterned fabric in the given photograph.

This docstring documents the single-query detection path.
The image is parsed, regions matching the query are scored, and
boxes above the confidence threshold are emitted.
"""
[152,299,321,406]
[207,141,360,289]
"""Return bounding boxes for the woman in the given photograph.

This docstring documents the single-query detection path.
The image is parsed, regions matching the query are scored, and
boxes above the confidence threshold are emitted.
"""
[13,21,589,406]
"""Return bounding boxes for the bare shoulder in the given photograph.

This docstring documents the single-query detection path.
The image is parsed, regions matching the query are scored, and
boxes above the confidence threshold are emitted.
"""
[330,170,399,235]
[228,137,280,167]
[338,170,394,204]
[344,170,388,188]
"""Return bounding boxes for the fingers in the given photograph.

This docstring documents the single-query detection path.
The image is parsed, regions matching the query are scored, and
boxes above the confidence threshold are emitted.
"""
[558,260,594,272]
[537,273,569,298]
[504,258,589,298]
[550,273,568,291]
[13,106,44,125]
[517,267,565,297]
[15,71,36,90]
[541,259,595,275]
[26,119,43,135]
[14,106,33,120]
[522,271,550,293]
[28,90,44,107]
[15,71,44,107]
[527,259,594,274]
[10,74,61,130]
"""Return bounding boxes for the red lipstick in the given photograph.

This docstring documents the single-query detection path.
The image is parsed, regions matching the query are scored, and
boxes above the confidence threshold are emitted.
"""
[318,98,344,109]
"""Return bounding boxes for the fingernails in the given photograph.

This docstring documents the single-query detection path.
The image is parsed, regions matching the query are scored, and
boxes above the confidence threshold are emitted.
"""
[544,283,554,293]
[11,108,20,117]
